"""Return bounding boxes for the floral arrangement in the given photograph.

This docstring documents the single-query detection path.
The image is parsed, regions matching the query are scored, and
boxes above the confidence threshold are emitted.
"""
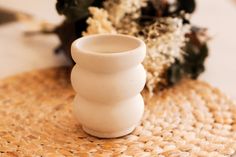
[51,0,209,94]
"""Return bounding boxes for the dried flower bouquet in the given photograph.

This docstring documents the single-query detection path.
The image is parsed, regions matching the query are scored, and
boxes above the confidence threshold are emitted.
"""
[51,0,209,94]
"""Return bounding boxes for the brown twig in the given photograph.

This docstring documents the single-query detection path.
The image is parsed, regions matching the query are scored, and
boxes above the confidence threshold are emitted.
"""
[0,7,32,25]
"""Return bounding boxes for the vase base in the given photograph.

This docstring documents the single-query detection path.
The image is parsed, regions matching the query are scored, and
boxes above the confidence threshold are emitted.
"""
[82,125,136,138]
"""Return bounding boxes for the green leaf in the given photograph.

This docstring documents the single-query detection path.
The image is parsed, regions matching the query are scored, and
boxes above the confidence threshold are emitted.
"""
[167,60,183,85]
[56,0,95,21]
[178,0,196,14]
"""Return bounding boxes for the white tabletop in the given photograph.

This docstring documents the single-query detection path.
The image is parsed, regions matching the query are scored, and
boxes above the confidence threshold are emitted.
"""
[0,0,235,99]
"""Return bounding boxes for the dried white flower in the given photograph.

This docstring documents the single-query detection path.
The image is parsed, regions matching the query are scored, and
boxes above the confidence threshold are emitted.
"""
[140,18,190,93]
[103,0,147,25]
[83,7,117,36]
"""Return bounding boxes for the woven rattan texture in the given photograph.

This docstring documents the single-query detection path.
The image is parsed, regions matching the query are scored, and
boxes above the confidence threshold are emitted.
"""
[0,67,236,157]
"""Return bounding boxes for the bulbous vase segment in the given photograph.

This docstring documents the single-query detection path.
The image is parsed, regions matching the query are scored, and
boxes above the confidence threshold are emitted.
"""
[71,34,146,138]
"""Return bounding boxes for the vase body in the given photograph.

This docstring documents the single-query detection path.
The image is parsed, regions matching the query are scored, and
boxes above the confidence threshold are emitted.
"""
[71,34,146,138]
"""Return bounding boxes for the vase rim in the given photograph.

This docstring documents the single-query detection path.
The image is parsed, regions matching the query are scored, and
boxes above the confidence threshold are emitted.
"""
[71,34,145,57]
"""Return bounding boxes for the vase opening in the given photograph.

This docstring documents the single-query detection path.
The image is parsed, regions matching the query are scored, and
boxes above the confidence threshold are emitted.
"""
[75,34,142,55]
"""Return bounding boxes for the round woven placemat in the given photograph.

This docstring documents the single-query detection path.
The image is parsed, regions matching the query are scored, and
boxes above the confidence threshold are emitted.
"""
[0,67,236,157]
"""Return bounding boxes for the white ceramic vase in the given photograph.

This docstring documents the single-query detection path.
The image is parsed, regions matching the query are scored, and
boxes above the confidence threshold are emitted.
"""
[71,34,146,138]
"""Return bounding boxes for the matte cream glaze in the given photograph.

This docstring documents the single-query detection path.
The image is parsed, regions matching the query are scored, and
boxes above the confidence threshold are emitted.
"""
[71,34,146,138]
